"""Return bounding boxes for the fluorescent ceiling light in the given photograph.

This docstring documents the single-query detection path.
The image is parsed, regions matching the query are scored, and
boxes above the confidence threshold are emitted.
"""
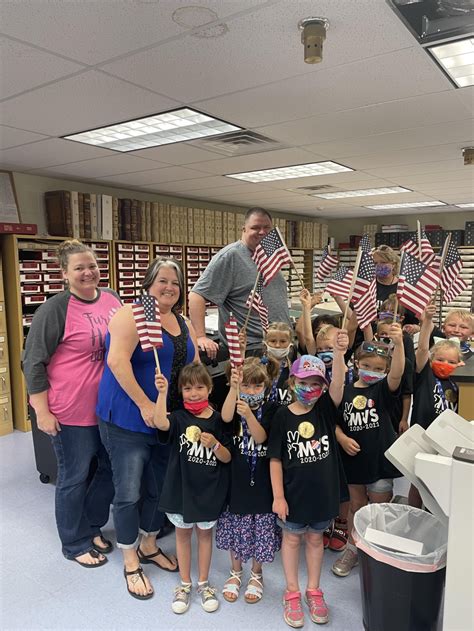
[313,186,411,199]
[63,108,241,152]
[428,38,474,88]
[366,201,446,210]
[226,161,353,182]
[455,202,474,208]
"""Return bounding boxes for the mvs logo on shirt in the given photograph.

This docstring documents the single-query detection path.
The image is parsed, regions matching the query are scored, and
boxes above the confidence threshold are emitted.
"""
[179,432,217,467]
[344,396,380,432]
[286,430,330,464]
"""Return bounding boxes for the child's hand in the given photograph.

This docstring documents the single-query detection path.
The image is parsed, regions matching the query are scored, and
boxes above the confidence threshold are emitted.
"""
[155,371,168,393]
[311,291,323,307]
[238,328,247,355]
[230,367,242,390]
[200,432,216,449]
[403,324,420,336]
[389,322,403,347]
[334,329,349,352]
[398,420,409,435]
[236,399,252,419]
[423,303,437,321]
[299,288,312,309]
[272,497,289,522]
[341,435,360,456]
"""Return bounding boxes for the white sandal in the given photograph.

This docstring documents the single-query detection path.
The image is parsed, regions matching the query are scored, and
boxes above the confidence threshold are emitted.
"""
[222,569,243,602]
[244,570,263,604]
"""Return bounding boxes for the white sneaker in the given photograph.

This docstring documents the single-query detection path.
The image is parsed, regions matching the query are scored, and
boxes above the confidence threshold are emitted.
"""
[197,582,219,612]
[172,582,192,614]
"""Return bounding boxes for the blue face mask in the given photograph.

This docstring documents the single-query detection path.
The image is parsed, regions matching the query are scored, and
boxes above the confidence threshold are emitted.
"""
[317,351,334,365]
[358,369,386,385]
[240,391,265,408]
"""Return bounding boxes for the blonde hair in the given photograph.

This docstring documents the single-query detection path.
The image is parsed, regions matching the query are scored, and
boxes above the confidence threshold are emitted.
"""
[265,321,293,341]
[57,239,95,271]
[430,340,462,362]
[373,245,399,274]
[225,355,279,384]
[316,324,337,345]
[380,293,405,317]
[178,362,213,391]
[355,343,391,369]
[444,309,474,327]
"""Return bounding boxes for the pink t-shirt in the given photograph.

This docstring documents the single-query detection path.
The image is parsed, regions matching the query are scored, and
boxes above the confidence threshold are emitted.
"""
[46,291,120,425]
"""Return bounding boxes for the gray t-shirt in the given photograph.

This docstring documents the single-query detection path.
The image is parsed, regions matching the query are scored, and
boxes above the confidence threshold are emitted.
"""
[191,240,290,348]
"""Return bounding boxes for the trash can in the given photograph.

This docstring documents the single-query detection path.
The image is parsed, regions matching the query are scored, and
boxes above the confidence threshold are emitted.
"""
[353,503,447,631]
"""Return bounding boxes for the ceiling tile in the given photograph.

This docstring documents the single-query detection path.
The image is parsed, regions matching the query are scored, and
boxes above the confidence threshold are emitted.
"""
[27,154,167,178]
[0,125,48,150]
[341,143,469,170]
[0,138,115,169]
[131,143,224,165]
[98,166,208,186]
[0,71,180,136]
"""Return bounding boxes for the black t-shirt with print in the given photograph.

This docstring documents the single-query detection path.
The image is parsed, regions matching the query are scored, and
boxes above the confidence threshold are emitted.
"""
[339,379,402,484]
[388,355,414,432]
[267,393,342,524]
[411,361,459,430]
[227,401,278,515]
[267,364,292,406]
[158,409,230,522]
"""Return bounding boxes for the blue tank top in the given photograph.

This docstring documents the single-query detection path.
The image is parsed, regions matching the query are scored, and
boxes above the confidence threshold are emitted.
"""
[96,315,195,434]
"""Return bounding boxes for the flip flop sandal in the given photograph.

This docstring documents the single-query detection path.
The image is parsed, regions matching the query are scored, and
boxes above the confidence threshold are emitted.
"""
[222,569,243,602]
[244,570,263,604]
[123,566,154,600]
[73,548,107,568]
[92,534,113,554]
[137,546,179,572]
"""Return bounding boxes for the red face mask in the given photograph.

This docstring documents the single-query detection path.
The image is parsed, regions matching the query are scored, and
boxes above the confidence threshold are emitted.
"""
[431,361,457,380]
[183,400,209,415]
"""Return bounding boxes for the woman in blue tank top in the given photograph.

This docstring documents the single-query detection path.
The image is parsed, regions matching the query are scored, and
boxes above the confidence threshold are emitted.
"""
[97,258,198,600]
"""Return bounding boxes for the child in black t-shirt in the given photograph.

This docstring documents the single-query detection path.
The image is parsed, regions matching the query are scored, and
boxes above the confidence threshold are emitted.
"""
[332,324,404,579]
[264,322,295,406]
[217,357,281,605]
[408,303,463,508]
[154,363,231,615]
[268,329,349,628]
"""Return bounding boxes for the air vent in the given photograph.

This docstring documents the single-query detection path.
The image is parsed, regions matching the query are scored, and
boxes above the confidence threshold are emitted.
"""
[287,185,339,195]
[191,131,287,156]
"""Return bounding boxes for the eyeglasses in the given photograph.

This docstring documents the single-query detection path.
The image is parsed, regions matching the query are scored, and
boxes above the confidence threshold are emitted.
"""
[360,341,392,357]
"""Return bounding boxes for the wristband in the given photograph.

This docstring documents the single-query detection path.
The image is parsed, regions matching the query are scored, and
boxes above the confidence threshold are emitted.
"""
[212,441,221,452]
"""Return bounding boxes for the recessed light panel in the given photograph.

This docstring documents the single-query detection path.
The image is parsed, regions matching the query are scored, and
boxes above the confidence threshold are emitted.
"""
[63,108,241,152]
[366,201,446,210]
[455,203,474,208]
[313,186,411,199]
[428,38,474,88]
[226,161,353,182]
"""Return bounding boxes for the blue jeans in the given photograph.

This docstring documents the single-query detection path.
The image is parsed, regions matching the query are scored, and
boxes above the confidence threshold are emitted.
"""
[51,424,114,559]
[99,420,169,548]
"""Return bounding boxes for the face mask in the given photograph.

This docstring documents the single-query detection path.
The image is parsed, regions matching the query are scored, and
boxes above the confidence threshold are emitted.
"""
[358,369,386,384]
[431,361,457,380]
[265,343,292,360]
[240,391,265,408]
[183,400,209,415]
[294,383,326,406]
[375,264,393,279]
[317,351,334,365]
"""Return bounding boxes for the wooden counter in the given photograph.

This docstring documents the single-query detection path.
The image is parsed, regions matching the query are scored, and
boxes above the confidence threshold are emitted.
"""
[452,356,474,420]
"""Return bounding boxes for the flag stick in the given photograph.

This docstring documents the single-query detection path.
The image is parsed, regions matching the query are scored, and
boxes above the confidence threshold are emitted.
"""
[417,220,422,259]
[432,232,451,306]
[153,347,161,372]
[342,248,363,329]
[392,298,399,323]
[275,226,305,289]
[242,273,261,332]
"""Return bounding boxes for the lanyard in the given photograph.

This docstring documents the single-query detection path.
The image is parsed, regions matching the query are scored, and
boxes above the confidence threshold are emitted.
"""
[240,406,262,486]
[269,364,286,402]
[434,378,458,410]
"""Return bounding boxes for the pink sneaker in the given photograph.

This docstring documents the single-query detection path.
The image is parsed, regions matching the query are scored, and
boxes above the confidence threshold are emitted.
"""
[283,591,305,628]
[305,588,329,624]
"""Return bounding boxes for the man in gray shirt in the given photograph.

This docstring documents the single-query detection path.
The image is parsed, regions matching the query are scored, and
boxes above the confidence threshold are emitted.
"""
[189,207,290,358]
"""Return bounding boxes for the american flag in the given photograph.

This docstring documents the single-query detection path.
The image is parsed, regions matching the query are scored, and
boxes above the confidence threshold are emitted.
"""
[245,276,269,331]
[132,294,163,352]
[316,246,338,281]
[224,314,243,367]
[325,266,353,299]
[400,229,437,267]
[252,227,292,286]
[441,240,468,303]
[351,236,377,329]
[397,252,440,316]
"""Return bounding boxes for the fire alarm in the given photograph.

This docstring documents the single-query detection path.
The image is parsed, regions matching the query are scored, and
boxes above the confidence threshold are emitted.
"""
[462,147,474,165]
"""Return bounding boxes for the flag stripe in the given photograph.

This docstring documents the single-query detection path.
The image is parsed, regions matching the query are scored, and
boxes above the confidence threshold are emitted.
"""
[224,315,243,367]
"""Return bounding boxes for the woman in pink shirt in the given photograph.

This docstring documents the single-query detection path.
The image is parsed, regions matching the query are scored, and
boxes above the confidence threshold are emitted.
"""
[23,239,121,567]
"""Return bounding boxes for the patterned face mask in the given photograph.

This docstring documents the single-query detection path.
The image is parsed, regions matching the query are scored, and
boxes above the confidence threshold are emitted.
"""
[375,263,393,279]
[239,390,265,407]
[293,383,326,406]
[358,369,386,384]
[317,351,334,365]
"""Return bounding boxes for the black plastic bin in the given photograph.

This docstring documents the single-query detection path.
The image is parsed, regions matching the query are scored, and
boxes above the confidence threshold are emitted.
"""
[30,405,57,484]
[353,503,447,631]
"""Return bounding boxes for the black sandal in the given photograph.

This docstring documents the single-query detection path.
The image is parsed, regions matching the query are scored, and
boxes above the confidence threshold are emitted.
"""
[92,534,113,554]
[72,548,107,568]
[124,566,154,600]
[137,546,179,572]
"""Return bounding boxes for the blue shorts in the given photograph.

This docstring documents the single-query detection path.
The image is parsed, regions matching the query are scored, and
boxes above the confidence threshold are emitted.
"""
[277,518,331,535]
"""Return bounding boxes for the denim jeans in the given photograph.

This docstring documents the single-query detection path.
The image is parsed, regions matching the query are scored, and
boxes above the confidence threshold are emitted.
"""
[99,419,169,548]
[51,423,114,559]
